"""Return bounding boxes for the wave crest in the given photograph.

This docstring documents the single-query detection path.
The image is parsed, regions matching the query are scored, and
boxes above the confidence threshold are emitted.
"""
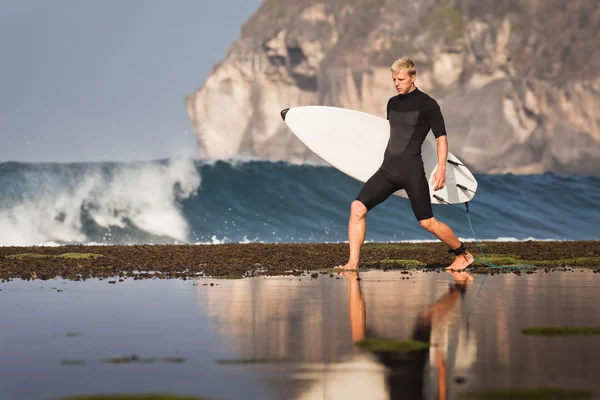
[0,158,200,246]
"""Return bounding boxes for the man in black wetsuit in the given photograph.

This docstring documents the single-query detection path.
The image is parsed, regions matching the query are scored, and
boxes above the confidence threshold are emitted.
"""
[336,57,474,271]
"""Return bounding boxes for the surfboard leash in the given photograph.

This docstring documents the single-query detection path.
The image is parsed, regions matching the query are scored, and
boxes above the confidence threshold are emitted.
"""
[433,189,535,270]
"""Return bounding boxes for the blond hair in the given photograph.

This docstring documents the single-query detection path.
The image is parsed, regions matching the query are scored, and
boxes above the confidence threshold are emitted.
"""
[391,57,416,76]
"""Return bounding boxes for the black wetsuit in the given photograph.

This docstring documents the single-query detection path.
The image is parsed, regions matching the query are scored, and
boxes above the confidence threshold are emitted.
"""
[356,88,447,221]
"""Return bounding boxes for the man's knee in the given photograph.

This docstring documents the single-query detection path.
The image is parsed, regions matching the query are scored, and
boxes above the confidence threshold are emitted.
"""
[350,200,368,219]
[419,217,435,231]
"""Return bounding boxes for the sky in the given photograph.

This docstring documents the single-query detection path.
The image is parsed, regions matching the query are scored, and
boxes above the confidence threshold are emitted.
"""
[0,0,262,163]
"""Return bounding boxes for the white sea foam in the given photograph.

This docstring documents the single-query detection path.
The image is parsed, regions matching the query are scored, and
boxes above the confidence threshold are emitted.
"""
[0,157,201,246]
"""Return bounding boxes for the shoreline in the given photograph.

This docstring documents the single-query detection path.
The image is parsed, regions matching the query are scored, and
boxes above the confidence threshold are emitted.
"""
[1,241,598,281]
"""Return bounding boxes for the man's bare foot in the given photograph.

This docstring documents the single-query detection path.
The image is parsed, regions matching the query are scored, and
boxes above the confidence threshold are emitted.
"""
[445,251,475,271]
[334,261,359,271]
[338,270,360,280]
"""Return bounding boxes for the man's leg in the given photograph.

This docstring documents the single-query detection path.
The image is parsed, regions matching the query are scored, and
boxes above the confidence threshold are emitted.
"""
[336,169,397,270]
[336,200,368,270]
[405,170,474,271]
[420,217,474,271]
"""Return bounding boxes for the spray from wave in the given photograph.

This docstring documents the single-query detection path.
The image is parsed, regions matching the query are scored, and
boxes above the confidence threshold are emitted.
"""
[0,158,201,246]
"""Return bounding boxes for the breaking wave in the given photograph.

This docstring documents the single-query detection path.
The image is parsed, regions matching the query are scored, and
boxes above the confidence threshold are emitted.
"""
[1,159,598,246]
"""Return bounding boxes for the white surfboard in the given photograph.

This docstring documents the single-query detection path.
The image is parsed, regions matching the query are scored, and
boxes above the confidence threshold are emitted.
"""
[281,106,477,205]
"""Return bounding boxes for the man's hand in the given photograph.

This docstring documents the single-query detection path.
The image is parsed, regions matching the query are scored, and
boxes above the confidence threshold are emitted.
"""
[432,167,446,191]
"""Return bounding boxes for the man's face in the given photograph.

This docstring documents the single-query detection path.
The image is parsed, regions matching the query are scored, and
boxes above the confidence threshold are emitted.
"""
[392,69,415,94]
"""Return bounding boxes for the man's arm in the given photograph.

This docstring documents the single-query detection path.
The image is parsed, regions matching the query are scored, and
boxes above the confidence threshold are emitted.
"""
[425,98,447,191]
[432,136,448,191]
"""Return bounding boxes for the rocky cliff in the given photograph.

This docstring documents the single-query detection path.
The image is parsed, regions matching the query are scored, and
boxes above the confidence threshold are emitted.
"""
[185,0,600,175]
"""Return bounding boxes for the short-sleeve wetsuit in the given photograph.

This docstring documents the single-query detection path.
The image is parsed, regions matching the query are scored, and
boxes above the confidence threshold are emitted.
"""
[356,88,447,221]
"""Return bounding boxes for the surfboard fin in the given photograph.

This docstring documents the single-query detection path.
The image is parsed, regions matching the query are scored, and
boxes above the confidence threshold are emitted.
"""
[456,183,476,194]
[433,194,446,203]
[447,160,465,167]
[280,108,290,121]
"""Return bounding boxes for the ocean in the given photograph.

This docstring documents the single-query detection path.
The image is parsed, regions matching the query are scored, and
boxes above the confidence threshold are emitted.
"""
[0,158,598,246]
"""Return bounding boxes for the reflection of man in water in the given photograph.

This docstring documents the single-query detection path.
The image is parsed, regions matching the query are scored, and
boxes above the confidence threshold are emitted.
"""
[343,270,473,400]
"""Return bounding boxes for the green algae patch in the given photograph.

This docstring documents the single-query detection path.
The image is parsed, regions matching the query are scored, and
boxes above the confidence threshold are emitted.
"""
[476,254,600,268]
[568,256,600,265]
[478,255,525,266]
[53,332,84,338]
[58,253,103,259]
[463,388,593,399]
[307,250,328,255]
[6,253,51,259]
[535,257,600,267]
[60,359,85,366]
[52,394,220,400]
[355,338,429,352]
[102,355,185,364]
[216,357,287,365]
[6,252,102,260]
[522,326,600,337]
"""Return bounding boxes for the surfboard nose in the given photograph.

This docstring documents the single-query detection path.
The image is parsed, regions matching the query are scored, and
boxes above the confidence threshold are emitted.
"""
[280,108,290,121]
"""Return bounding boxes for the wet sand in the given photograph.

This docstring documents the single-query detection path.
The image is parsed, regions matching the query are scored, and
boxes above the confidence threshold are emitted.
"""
[1,241,598,281]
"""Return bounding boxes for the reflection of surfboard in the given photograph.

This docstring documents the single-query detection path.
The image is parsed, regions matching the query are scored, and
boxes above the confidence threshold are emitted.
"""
[281,106,477,205]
